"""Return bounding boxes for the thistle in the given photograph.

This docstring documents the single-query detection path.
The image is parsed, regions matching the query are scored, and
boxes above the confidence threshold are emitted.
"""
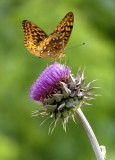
[30,62,97,133]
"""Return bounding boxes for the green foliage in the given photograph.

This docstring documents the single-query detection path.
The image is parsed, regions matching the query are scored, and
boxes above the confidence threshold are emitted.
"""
[0,0,115,159]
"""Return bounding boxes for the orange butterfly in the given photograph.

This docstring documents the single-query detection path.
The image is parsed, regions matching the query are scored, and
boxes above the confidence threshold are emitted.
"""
[22,12,74,60]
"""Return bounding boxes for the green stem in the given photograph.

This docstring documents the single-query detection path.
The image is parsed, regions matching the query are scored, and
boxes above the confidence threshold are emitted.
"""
[75,108,104,160]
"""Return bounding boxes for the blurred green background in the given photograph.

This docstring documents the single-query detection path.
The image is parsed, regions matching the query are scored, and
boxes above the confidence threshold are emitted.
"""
[0,0,115,160]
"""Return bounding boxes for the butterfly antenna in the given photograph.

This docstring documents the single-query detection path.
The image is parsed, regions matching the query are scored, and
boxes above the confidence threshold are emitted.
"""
[66,42,85,51]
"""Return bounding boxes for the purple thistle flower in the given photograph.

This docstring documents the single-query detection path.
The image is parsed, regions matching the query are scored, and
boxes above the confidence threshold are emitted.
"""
[30,62,71,102]
[30,62,97,133]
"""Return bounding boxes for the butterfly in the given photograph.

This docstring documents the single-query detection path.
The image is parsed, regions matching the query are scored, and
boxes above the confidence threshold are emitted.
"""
[22,12,74,60]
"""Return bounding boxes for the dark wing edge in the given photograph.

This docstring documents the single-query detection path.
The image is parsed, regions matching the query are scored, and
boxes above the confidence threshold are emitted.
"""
[22,20,48,45]
[52,12,74,47]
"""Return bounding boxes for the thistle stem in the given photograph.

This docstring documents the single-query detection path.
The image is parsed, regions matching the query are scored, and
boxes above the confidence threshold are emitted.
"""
[75,108,104,160]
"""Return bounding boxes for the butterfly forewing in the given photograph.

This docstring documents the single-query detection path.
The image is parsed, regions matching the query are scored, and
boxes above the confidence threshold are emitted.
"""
[52,12,74,48]
[22,20,47,55]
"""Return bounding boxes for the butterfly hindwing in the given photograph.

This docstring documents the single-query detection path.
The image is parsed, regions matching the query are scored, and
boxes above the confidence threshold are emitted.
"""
[35,32,64,59]
[22,20,47,55]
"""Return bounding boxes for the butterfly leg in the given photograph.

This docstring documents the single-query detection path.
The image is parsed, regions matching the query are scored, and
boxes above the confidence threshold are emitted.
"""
[58,57,66,65]
[47,59,54,67]
[59,58,62,64]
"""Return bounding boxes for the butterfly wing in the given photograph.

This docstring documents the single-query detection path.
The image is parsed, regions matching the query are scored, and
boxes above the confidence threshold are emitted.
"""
[36,32,65,60]
[52,12,74,48]
[22,20,47,55]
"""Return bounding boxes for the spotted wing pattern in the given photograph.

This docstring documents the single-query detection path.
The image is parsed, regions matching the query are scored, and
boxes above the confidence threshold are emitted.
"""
[52,12,74,48]
[36,32,65,60]
[22,12,74,60]
[22,20,47,55]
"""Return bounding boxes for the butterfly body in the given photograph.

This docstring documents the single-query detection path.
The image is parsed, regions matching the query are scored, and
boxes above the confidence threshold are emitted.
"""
[22,12,74,60]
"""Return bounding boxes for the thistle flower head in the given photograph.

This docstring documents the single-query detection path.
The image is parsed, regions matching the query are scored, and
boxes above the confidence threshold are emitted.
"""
[30,62,70,102]
[30,62,97,133]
